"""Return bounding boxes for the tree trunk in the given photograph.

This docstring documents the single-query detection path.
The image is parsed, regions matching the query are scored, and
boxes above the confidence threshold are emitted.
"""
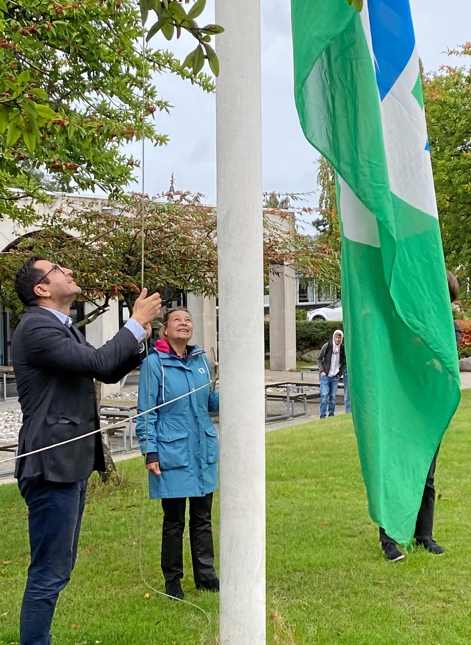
[95,380,122,485]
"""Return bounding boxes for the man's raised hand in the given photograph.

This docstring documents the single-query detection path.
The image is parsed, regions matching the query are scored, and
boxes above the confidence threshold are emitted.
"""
[131,288,162,326]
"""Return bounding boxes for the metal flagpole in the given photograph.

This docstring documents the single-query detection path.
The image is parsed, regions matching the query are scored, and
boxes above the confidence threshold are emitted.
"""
[215,0,266,644]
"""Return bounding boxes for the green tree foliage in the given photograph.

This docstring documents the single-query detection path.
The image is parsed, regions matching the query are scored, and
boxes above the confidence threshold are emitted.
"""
[313,156,341,254]
[142,0,223,77]
[0,0,216,222]
[264,195,341,292]
[263,192,291,209]
[345,0,363,10]
[0,193,336,325]
[423,45,471,281]
[311,156,341,289]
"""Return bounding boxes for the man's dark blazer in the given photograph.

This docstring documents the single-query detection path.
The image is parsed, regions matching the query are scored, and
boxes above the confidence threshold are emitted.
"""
[12,306,143,482]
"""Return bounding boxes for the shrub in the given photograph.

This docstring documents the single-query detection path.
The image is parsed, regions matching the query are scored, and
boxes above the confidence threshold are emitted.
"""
[459,345,471,359]
[296,321,344,352]
[264,320,344,353]
[457,319,471,353]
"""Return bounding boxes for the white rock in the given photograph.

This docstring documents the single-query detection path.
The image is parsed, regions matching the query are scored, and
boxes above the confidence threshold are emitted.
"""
[460,357,471,372]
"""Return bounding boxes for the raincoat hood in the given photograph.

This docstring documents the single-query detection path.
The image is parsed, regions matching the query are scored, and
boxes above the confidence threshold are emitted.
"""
[332,329,344,353]
[154,337,196,357]
[154,338,171,353]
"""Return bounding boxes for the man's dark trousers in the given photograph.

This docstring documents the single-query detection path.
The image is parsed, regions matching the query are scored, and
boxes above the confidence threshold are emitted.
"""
[18,477,87,645]
[379,449,439,545]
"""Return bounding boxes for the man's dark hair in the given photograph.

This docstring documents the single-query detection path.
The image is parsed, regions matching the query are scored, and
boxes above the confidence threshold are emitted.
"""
[15,255,49,307]
[446,270,459,303]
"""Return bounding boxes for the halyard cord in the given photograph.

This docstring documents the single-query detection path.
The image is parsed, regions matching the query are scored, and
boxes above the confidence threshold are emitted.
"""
[2,28,212,624]
[136,29,210,621]
[1,365,216,617]
[1,378,215,619]
[0,380,215,465]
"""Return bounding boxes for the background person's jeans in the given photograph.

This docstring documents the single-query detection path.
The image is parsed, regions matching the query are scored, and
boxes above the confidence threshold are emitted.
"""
[18,477,87,645]
[320,374,339,418]
[343,370,351,413]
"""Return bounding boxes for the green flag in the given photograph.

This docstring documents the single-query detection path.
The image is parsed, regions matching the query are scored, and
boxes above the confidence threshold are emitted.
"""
[291,0,460,544]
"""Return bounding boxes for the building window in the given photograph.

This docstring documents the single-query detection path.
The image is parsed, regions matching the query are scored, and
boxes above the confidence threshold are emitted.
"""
[297,280,316,305]
[316,284,333,303]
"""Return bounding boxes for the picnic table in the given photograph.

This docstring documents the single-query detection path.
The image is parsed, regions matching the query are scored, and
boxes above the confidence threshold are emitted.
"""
[265,381,308,422]
[0,366,17,401]
[0,441,17,450]
[299,365,319,381]
[0,442,17,478]
[99,398,138,452]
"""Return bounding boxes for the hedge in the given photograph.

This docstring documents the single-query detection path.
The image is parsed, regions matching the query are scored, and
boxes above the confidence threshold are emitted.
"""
[457,319,471,358]
[265,318,469,356]
[264,320,344,354]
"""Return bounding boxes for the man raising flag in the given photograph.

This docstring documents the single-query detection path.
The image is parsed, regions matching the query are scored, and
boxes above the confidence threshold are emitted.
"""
[291,0,460,545]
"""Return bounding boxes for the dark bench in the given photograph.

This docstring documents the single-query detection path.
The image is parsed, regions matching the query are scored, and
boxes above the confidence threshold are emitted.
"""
[0,442,18,452]
[265,383,307,422]
[0,366,17,401]
[0,443,17,478]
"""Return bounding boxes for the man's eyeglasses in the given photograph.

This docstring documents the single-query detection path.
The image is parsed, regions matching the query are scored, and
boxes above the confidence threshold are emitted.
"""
[35,264,65,286]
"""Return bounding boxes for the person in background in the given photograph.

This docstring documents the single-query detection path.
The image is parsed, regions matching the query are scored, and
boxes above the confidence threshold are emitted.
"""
[449,270,462,348]
[379,270,461,562]
[136,307,219,600]
[343,368,351,413]
[317,329,346,418]
[12,256,161,645]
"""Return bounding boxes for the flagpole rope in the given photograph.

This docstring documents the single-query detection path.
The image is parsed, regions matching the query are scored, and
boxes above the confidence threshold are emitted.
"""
[140,31,146,292]
[0,380,215,465]
[135,50,211,617]
[5,23,213,620]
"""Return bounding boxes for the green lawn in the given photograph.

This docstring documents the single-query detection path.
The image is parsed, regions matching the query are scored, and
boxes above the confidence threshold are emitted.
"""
[2,392,471,644]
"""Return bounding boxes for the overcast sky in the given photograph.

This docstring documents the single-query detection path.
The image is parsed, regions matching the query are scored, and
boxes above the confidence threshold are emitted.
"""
[132,0,471,226]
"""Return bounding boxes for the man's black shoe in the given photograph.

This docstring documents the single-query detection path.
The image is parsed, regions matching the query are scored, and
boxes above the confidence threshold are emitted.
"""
[382,542,405,562]
[416,538,445,555]
[196,578,220,592]
[165,579,184,600]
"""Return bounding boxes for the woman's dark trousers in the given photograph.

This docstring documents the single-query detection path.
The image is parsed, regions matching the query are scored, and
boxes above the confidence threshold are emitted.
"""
[161,493,217,585]
[379,449,439,544]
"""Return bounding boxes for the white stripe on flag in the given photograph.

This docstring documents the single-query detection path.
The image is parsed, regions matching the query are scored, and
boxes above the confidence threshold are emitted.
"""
[338,177,380,247]
[380,47,438,218]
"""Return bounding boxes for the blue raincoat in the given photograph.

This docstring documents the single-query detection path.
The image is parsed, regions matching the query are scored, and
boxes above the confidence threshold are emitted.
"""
[136,344,219,499]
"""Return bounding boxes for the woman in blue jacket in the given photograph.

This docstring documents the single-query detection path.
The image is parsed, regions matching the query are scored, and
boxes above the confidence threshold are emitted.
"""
[136,307,219,600]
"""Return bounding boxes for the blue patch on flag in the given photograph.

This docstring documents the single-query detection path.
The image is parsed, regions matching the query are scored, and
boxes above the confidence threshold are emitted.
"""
[368,0,415,100]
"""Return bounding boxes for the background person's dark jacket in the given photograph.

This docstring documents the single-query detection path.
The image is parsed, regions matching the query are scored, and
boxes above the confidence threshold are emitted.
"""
[317,339,346,377]
[12,306,142,482]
